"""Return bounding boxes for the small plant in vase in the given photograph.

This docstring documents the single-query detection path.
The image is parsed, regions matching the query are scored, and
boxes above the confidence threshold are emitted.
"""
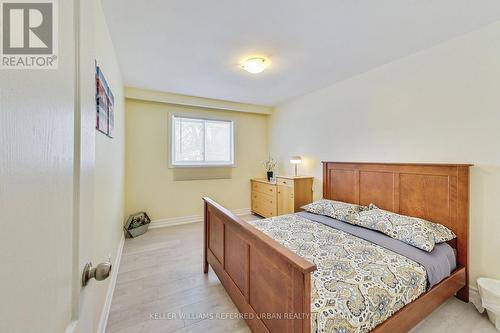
[263,157,278,181]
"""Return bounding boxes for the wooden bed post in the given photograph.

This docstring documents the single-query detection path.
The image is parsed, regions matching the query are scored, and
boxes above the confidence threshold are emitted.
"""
[455,165,470,303]
[203,200,209,274]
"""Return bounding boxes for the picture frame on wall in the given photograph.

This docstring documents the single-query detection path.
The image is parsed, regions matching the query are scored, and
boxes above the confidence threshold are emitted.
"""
[95,64,115,138]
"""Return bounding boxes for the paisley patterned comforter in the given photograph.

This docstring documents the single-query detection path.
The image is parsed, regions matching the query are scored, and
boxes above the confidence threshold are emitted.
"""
[248,214,427,333]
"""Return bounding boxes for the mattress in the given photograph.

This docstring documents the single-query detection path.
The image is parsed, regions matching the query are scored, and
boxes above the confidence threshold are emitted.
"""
[248,213,456,333]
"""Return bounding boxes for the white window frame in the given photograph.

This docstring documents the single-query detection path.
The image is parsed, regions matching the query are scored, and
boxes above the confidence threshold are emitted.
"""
[170,114,235,167]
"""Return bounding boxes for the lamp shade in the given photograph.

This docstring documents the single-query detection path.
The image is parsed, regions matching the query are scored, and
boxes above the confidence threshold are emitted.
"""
[290,156,302,164]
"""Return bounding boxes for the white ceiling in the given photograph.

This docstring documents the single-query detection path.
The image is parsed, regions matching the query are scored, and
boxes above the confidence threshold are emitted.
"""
[103,0,500,106]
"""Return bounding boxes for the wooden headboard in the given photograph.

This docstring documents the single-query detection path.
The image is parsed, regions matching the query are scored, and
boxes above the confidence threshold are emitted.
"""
[322,162,471,295]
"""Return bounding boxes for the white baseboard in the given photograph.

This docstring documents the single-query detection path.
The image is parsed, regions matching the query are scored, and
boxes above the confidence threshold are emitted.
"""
[149,208,252,229]
[97,233,125,333]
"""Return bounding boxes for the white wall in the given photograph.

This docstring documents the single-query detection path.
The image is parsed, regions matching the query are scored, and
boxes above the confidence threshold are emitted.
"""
[269,22,500,287]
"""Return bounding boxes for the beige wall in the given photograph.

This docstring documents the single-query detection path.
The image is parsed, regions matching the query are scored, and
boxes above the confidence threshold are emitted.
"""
[269,22,500,287]
[125,99,268,221]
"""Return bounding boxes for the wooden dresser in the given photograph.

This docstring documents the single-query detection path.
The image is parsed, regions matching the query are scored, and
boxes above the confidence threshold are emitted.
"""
[251,176,314,218]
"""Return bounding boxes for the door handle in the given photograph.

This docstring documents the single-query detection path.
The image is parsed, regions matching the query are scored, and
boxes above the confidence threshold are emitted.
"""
[82,260,112,287]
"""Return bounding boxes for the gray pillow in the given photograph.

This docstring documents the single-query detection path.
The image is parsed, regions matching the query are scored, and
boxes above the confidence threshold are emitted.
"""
[301,199,368,222]
[348,204,456,252]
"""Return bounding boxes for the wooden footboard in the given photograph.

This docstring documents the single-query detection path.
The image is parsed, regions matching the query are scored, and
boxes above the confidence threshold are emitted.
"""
[203,197,317,333]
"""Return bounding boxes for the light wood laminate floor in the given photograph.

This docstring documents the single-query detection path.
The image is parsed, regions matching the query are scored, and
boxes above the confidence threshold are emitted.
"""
[107,217,496,333]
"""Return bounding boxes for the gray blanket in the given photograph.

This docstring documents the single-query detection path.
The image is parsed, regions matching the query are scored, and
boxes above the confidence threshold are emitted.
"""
[297,212,456,288]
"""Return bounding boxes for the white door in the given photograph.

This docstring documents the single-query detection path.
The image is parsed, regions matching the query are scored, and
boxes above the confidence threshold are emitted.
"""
[0,1,99,332]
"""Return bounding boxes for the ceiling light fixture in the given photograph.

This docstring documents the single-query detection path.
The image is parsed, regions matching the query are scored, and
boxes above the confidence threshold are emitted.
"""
[241,57,270,74]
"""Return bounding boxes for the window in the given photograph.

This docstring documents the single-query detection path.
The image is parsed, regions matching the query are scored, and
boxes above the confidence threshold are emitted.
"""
[171,115,234,167]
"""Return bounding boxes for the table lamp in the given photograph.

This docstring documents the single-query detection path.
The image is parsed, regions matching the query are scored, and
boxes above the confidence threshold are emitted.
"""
[290,156,302,176]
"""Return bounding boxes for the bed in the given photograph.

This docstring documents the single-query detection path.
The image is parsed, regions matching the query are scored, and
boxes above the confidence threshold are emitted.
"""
[203,162,471,332]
